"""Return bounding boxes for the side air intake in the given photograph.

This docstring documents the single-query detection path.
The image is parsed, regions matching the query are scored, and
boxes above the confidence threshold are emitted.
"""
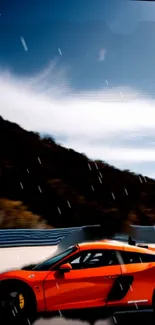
[107,276,134,302]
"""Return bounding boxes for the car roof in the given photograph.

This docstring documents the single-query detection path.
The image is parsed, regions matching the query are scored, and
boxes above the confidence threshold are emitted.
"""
[78,239,155,255]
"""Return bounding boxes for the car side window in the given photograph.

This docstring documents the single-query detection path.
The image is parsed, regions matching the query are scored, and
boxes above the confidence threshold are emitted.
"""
[120,251,142,264]
[139,253,155,263]
[67,249,118,269]
[71,252,92,265]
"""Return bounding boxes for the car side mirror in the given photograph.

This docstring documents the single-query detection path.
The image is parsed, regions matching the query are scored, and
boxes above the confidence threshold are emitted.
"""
[59,263,72,272]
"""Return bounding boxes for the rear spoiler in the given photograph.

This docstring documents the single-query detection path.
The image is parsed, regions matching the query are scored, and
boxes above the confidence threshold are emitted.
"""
[145,245,155,252]
[57,225,109,254]
[128,236,155,252]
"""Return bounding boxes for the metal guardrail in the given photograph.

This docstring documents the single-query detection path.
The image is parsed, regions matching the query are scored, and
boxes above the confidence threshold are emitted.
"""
[0,227,129,247]
[0,225,153,247]
[131,225,155,243]
[0,228,78,247]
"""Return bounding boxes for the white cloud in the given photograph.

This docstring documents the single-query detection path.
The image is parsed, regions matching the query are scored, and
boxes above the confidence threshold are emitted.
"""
[1,61,155,176]
[98,48,107,61]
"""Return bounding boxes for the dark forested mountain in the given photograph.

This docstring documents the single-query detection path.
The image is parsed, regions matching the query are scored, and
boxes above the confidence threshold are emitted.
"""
[0,116,155,234]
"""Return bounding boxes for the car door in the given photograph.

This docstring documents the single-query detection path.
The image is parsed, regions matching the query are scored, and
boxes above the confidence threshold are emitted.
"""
[114,250,155,306]
[44,249,122,311]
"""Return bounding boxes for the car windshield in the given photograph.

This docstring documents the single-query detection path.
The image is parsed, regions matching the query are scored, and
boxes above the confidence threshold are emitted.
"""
[33,246,77,271]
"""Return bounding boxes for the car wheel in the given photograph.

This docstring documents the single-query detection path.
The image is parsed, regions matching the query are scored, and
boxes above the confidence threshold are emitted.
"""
[0,281,36,323]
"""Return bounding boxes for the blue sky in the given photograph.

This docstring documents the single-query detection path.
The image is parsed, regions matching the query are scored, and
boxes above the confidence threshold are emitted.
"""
[1,0,155,177]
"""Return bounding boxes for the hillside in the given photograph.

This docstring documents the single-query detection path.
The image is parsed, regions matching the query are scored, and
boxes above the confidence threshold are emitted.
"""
[0,116,155,234]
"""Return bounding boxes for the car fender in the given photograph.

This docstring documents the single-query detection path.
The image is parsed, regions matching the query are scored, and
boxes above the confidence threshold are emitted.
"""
[0,270,50,312]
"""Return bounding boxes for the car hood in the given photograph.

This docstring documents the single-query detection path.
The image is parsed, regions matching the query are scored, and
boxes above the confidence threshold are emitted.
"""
[0,269,51,283]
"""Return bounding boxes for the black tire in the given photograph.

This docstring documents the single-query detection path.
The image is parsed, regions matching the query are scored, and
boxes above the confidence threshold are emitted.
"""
[0,281,36,323]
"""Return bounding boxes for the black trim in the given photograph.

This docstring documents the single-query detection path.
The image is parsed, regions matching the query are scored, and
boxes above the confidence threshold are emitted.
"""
[120,251,155,264]
[107,275,134,301]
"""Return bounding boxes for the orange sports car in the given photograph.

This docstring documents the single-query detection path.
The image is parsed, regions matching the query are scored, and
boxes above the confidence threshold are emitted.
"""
[0,236,155,322]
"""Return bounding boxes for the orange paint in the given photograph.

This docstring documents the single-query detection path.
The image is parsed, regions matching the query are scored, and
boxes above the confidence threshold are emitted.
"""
[0,240,155,313]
